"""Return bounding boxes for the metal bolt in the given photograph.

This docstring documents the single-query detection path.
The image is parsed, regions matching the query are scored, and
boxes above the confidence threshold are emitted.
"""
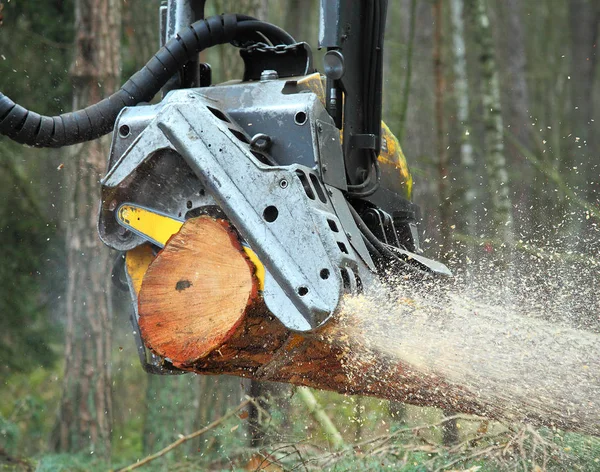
[260,70,279,81]
[279,179,288,189]
[317,124,323,133]
[322,164,328,173]
[118,124,131,138]
[346,232,352,241]
[117,227,131,240]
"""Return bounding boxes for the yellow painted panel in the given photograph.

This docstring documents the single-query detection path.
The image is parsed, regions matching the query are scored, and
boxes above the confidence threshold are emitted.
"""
[118,203,265,290]
[118,204,183,247]
[125,244,155,297]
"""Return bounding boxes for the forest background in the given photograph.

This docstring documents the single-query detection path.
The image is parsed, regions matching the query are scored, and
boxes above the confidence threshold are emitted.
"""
[0,0,599,470]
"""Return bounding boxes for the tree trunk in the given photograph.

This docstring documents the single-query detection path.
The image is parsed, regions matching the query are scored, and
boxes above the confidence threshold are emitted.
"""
[466,0,512,243]
[568,0,599,236]
[449,0,477,242]
[51,0,121,459]
[284,0,316,43]
[568,0,599,157]
[433,0,459,445]
[496,0,534,233]
[433,0,451,260]
[131,216,600,437]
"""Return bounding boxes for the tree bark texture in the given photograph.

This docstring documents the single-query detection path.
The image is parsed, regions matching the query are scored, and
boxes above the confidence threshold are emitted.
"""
[131,216,600,437]
[433,0,451,259]
[466,0,512,243]
[568,0,599,205]
[52,0,121,458]
[495,0,535,234]
[450,0,477,240]
[284,0,317,43]
[433,2,458,444]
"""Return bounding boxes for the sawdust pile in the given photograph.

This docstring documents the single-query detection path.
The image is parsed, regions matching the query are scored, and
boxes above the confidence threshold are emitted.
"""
[332,265,600,436]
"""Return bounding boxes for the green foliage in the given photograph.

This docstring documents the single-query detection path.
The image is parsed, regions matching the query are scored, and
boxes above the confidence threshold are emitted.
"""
[0,0,72,377]
[0,0,74,113]
[0,155,61,375]
[0,367,62,456]
[0,0,73,378]
[0,415,20,455]
[34,453,110,472]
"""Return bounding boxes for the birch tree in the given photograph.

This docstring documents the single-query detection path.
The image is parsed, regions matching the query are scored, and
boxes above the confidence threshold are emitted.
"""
[450,0,477,241]
[466,0,512,243]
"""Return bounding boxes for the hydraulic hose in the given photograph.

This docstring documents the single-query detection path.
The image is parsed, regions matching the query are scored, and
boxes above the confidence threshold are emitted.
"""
[0,14,295,148]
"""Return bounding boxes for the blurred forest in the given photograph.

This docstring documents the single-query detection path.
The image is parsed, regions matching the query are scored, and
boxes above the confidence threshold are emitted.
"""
[1,0,599,470]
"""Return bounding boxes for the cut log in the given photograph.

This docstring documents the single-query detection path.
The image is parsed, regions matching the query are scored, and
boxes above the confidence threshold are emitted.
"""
[137,216,600,437]
[138,216,490,413]
[139,217,259,363]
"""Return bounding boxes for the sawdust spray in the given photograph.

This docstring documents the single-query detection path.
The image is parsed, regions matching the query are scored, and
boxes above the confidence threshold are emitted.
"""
[331,254,600,436]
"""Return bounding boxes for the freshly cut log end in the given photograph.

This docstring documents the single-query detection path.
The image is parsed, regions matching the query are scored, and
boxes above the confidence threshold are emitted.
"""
[138,216,259,365]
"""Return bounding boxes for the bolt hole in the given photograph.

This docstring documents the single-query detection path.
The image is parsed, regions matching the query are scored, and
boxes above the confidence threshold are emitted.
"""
[279,179,288,189]
[294,111,307,125]
[263,205,279,223]
[320,269,330,280]
[186,200,193,209]
[119,124,131,138]
[298,286,309,296]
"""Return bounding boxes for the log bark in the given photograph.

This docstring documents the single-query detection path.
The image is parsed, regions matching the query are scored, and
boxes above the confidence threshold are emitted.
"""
[136,217,487,412]
[135,216,600,436]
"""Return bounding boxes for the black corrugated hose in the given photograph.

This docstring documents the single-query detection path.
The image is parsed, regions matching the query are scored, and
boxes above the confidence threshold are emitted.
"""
[0,14,295,148]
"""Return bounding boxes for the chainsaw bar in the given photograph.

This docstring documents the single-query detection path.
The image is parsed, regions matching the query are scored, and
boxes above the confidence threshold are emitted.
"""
[116,203,266,290]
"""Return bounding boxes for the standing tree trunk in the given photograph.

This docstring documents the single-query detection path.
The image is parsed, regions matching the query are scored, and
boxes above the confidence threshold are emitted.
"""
[450,0,477,243]
[52,0,122,459]
[433,0,458,445]
[397,0,417,142]
[433,0,451,260]
[284,0,316,43]
[568,0,599,221]
[467,0,512,243]
[498,0,533,234]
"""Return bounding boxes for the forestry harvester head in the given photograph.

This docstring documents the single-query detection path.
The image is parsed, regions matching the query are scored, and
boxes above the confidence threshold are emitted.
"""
[0,0,449,373]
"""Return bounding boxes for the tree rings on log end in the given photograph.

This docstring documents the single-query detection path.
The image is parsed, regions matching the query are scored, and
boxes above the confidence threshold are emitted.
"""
[138,216,259,365]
